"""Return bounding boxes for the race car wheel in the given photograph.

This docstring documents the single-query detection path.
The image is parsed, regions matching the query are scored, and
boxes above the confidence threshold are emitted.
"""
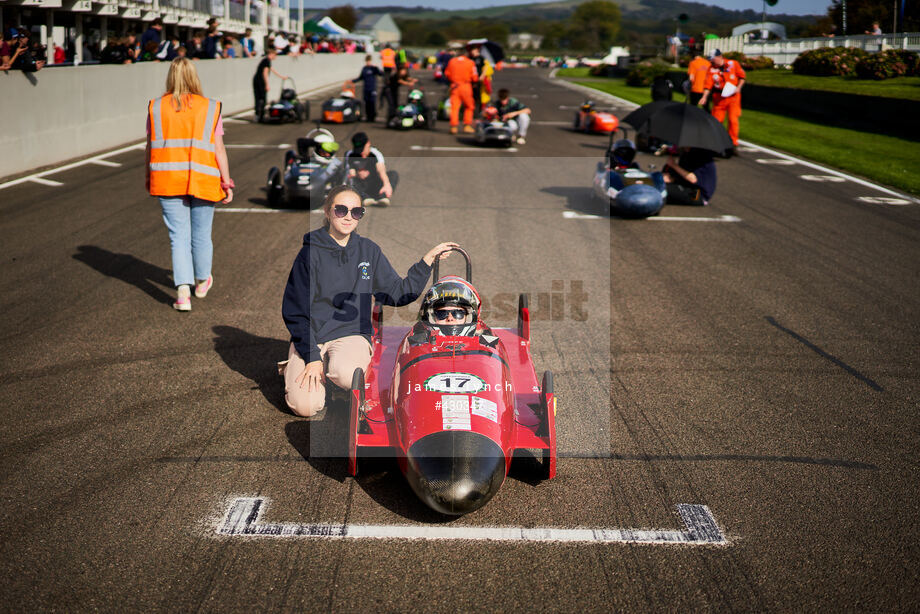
[348,367,366,477]
[266,167,282,208]
[540,370,556,480]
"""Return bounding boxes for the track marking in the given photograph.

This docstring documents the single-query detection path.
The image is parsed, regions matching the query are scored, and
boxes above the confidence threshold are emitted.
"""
[216,497,728,545]
[217,208,321,213]
[551,76,919,204]
[90,159,122,168]
[224,144,292,149]
[29,177,65,186]
[535,120,574,126]
[800,174,845,182]
[756,158,796,165]
[563,211,740,222]
[857,196,910,205]
[0,142,145,190]
[409,145,518,152]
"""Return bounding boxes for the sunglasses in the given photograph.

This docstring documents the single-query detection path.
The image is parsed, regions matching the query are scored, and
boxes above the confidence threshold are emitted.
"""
[332,205,365,220]
[434,308,468,320]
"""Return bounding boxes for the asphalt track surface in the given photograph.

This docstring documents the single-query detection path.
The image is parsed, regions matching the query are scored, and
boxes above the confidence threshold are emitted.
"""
[2,68,919,611]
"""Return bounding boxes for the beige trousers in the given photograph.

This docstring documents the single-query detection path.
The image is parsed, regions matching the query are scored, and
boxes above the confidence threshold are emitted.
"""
[283,335,373,417]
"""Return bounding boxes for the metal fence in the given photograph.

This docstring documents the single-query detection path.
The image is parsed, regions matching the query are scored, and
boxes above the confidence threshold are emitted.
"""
[704,32,920,65]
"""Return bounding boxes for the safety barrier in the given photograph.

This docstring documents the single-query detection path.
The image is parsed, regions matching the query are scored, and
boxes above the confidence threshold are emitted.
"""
[0,53,365,180]
[704,33,920,65]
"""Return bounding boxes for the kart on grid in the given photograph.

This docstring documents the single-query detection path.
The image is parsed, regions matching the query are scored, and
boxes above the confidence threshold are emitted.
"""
[592,132,666,218]
[387,89,436,130]
[347,247,557,516]
[264,77,308,124]
[473,105,515,147]
[266,127,344,209]
[321,82,364,124]
[573,100,619,134]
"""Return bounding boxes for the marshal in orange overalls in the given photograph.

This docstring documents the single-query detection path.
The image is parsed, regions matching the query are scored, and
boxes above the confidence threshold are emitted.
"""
[148,93,224,202]
[445,54,478,131]
[703,58,746,146]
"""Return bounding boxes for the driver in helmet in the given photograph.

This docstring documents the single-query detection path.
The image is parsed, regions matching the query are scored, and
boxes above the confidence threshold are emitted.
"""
[609,138,640,170]
[406,88,428,118]
[481,105,499,122]
[303,129,344,207]
[416,277,481,337]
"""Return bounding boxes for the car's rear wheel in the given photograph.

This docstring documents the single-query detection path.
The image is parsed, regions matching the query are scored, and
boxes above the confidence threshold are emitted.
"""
[266,167,282,207]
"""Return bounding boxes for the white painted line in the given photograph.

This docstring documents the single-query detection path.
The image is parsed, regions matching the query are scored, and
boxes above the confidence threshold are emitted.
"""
[217,497,728,545]
[800,174,846,183]
[756,158,796,165]
[409,145,518,152]
[224,144,292,149]
[857,196,910,205]
[651,214,741,222]
[535,120,573,126]
[217,208,321,213]
[563,211,741,222]
[551,75,920,204]
[563,211,602,219]
[90,159,122,168]
[29,177,64,186]
[0,141,145,191]
[223,118,250,124]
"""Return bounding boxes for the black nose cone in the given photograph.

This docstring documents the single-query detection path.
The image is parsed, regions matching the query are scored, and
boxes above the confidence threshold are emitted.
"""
[406,431,507,515]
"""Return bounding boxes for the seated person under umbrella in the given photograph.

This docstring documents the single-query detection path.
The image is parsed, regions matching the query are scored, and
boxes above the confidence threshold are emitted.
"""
[662,147,717,206]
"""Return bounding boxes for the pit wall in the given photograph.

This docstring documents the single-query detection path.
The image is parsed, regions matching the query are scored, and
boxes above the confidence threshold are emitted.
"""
[0,54,365,180]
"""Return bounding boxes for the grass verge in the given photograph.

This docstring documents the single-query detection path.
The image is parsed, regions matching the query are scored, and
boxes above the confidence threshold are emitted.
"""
[568,78,919,196]
[743,69,920,101]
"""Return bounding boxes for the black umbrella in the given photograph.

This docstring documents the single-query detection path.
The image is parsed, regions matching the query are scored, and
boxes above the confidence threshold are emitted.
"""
[467,38,505,65]
[621,100,681,131]
[639,103,734,154]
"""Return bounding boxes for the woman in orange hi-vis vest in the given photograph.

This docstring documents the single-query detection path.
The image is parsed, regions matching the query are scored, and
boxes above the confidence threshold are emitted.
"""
[146,57,233,312]
[445,45,479,134]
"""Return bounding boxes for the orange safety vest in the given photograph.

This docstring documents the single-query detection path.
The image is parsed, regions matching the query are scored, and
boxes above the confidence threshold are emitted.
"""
[148,93,224,202]
[703,59,746,93]
[380,48,396,69]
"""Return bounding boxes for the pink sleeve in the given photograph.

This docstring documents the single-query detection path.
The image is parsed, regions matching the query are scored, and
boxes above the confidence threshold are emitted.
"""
[215,114,224,136]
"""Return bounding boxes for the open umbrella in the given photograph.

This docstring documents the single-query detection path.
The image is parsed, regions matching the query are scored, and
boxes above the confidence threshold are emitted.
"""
[629,102,734,154]
[621,101,681,131]
[466,38,505,65]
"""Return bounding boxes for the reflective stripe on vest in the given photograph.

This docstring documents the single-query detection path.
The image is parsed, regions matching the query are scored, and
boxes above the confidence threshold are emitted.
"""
[148,95,224,202]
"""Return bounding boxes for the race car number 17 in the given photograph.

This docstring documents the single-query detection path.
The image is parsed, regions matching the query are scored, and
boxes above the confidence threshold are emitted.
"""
[424,372,486,394]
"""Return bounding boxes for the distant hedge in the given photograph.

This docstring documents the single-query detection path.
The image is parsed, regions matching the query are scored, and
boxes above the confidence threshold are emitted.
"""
[723,51,775,71]
[793,47,868,76]
[626,58,673,86]
[793,47,919,80]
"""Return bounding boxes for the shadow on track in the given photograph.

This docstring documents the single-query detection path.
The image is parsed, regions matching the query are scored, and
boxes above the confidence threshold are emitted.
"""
[211,325,289,412]
[541,185,609,217]
[72,245,174,306]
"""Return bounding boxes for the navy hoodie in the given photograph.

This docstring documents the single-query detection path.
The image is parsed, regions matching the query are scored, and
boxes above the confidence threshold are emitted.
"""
[282,228,432,364]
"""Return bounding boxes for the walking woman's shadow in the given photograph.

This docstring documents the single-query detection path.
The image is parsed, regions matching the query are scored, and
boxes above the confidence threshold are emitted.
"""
[72,245,174,305]
[212,325,290,412]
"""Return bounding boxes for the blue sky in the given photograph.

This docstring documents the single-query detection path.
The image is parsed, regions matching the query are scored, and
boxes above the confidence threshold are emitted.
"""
[303,0,830,16]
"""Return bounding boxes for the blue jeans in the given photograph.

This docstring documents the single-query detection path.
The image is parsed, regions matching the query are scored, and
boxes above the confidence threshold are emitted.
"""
[159,196,215,287]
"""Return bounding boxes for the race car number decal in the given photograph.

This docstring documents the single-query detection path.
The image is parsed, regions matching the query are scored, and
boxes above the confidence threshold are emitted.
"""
[424,372,485,394]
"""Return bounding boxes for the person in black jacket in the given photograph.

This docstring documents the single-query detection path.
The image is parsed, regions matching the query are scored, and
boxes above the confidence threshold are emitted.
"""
[280,185,458,417]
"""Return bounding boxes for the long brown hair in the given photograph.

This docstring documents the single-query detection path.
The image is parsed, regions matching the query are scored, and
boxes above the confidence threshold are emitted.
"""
[164,57,203,111]
[322,185,362,229]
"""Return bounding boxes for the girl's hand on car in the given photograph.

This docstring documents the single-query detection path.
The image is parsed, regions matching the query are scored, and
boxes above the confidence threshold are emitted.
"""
[423,242,460,266]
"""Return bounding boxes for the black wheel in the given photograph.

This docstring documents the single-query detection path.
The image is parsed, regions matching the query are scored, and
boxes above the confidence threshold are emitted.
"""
[266,167,282,207]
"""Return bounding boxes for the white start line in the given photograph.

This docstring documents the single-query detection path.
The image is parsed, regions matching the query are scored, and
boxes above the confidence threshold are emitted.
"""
[409,145,519,153]
[216,208,321,213]
[563,211,741,222]
[800,174,846,182]
[216,497,728,545]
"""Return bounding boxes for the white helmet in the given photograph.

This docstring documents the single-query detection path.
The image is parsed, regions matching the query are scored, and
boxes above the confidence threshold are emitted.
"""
[306,128,339,165]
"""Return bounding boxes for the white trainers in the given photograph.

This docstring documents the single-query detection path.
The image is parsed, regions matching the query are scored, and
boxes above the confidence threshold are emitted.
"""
[377,197,390,207]
[194,275,213,298]
[363,197,377,207]
[517,137,526,145]
[173,285,192,312]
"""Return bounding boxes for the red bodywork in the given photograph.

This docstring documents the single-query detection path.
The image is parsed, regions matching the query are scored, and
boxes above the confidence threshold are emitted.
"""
[347,292,556,508]
[576,109,620,134]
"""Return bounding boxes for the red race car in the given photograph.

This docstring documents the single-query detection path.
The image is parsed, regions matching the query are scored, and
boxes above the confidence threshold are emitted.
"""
[347,248,556,515]
[573,100,619,134]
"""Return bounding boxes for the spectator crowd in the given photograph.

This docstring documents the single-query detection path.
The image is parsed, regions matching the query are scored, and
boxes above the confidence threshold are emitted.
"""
[1,16,368,71]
